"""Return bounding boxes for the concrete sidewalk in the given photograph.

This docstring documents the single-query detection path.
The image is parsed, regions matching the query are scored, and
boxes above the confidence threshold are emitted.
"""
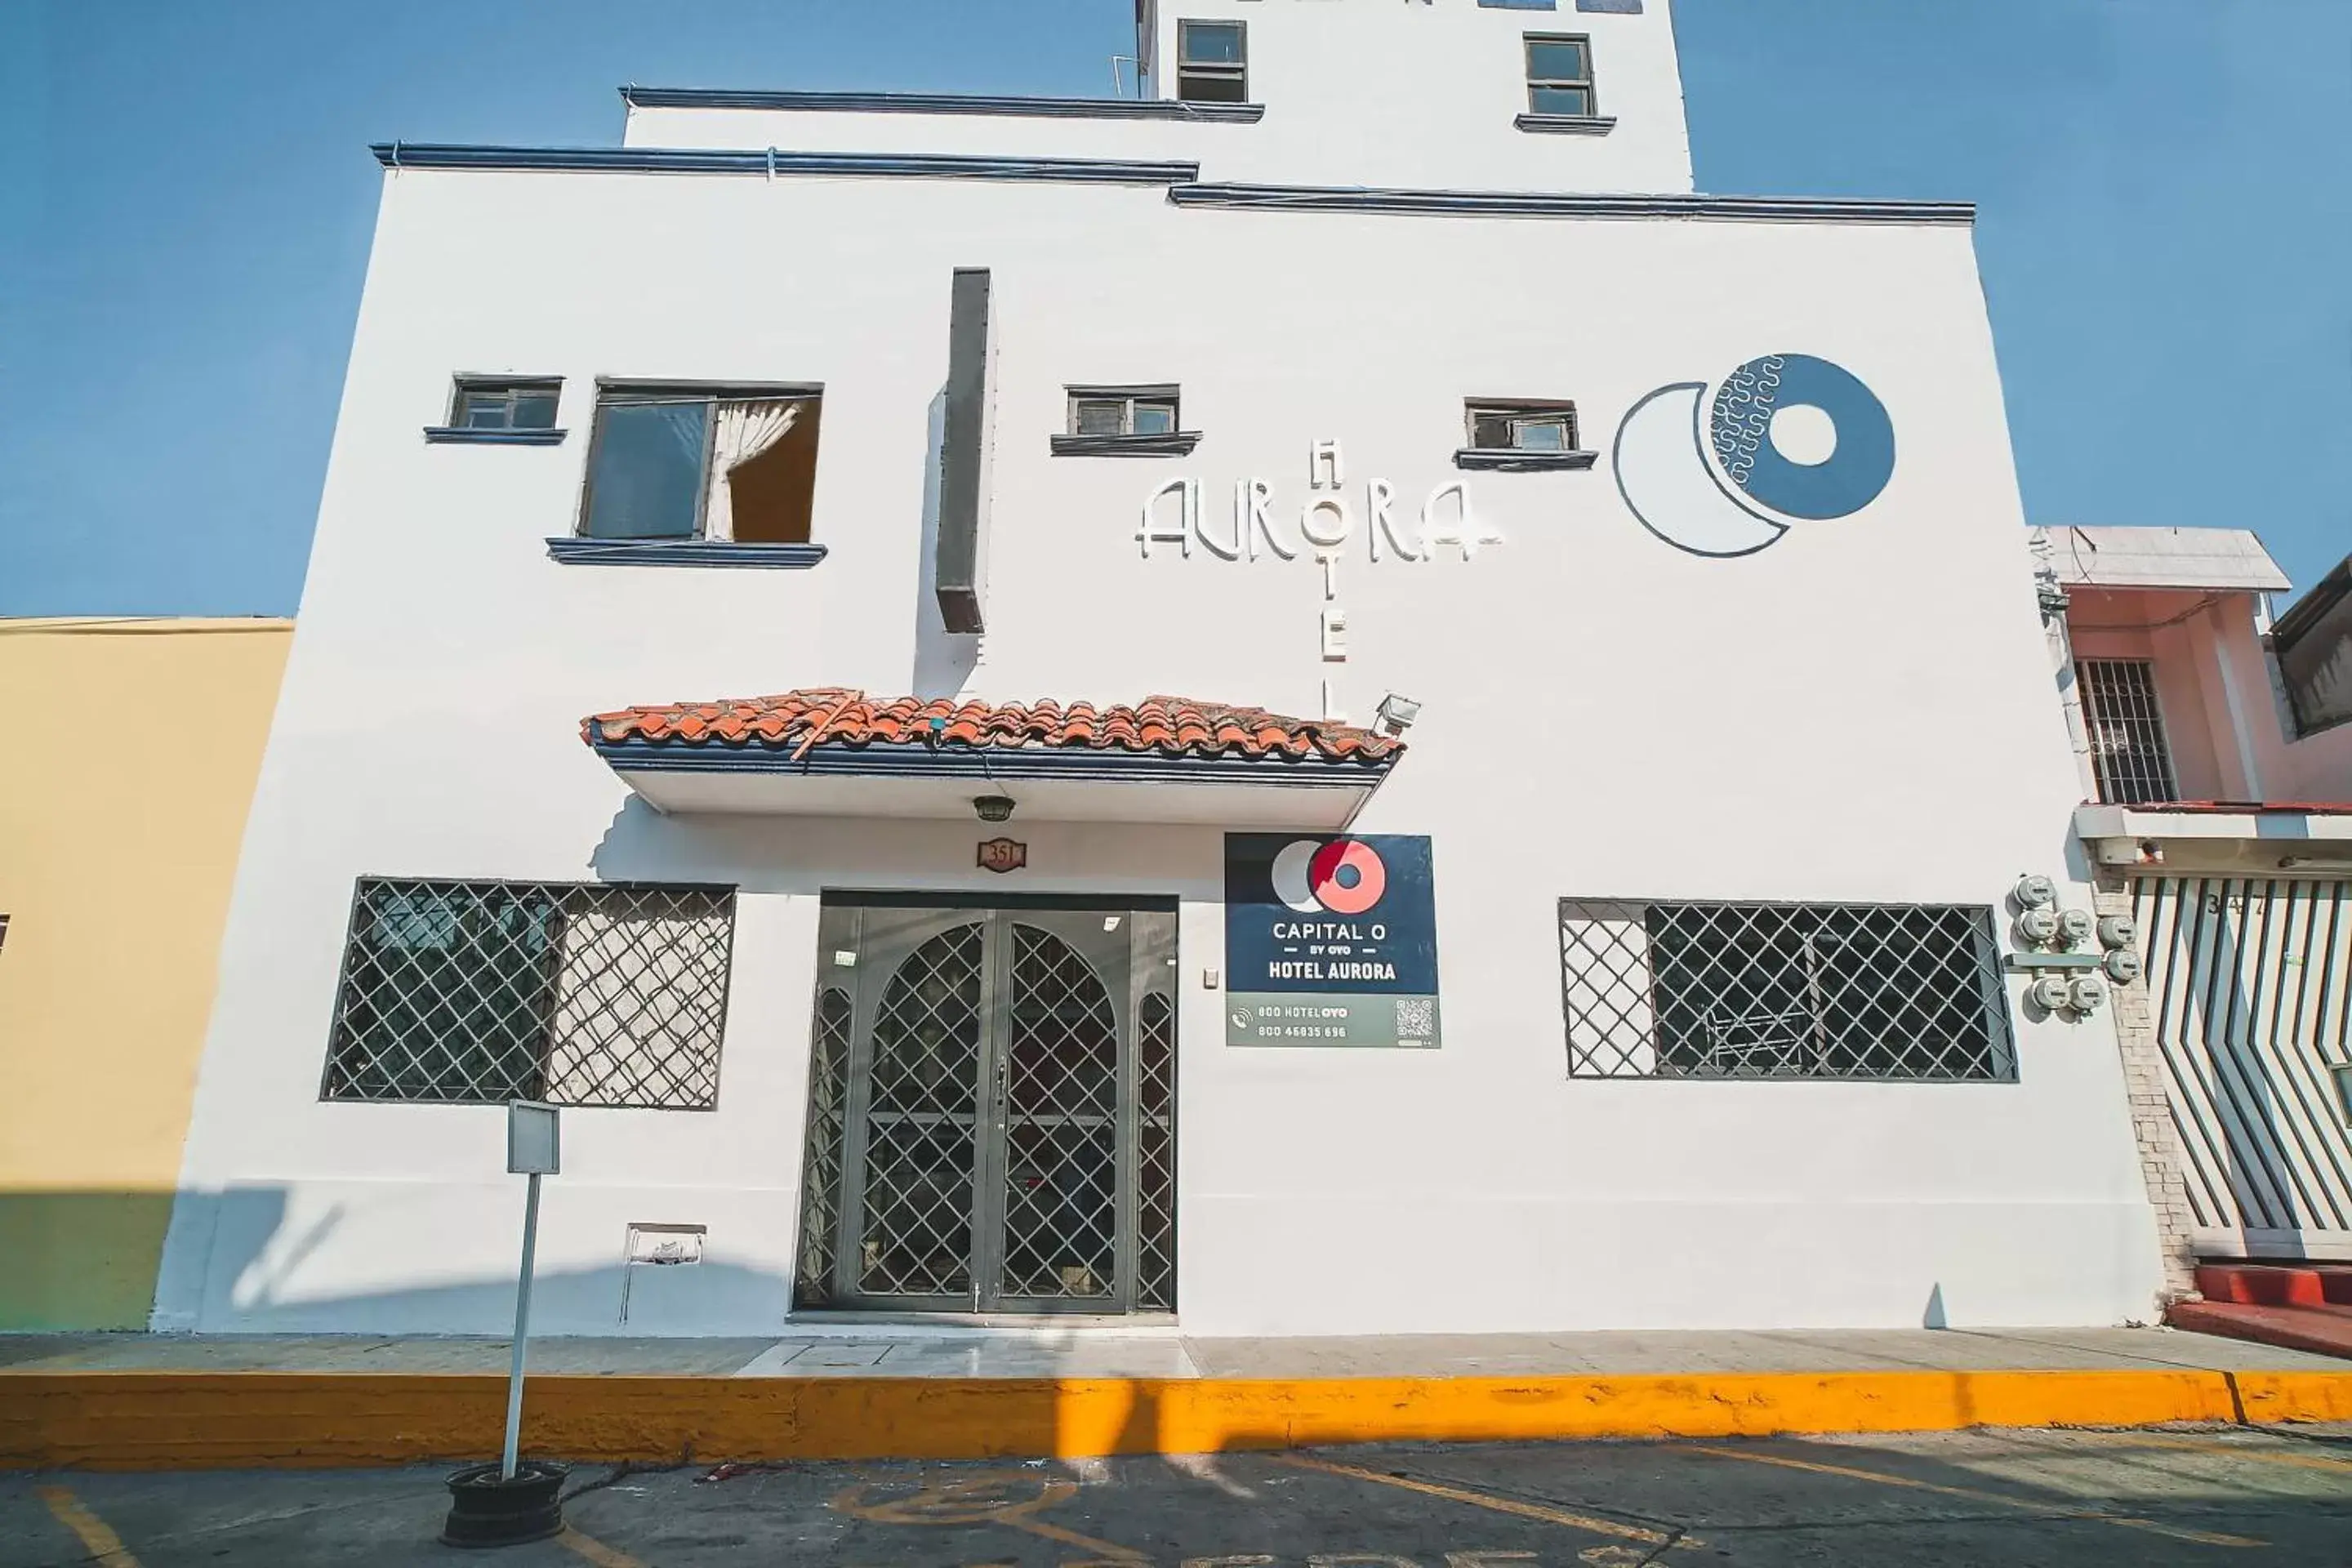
[2,1323,2345,1379]
[5,1325,2350,1472]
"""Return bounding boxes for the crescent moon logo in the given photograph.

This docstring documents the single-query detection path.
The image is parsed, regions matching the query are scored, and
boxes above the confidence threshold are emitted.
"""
[1612,353,1894,558]
[1270,837,1388,916]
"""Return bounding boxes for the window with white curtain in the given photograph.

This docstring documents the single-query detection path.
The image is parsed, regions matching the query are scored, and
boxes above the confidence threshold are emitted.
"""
[581,386,823,544]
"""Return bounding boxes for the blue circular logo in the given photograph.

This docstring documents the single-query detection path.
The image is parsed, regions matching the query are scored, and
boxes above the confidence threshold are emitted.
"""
[1612,352,1897,558]
[1708,354,1895,521]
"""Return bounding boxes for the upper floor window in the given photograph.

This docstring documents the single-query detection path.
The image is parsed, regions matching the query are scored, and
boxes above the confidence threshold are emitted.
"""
[1525,33,1596,117]
[1178,20,1248,104]
[1071,390,1178,438]
[2077,658,2180,804]
[581,385,822,545]
[452,378,559,431]
[1468,399,1579,452]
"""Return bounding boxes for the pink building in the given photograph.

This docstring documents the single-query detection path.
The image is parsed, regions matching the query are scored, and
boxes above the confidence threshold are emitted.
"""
[2041,527,2352,1273]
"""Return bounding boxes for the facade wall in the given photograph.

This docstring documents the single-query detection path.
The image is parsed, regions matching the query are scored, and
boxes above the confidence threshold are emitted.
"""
[623,0,1694,194]
[0,618,292,1330]
[150,156,2170,1336]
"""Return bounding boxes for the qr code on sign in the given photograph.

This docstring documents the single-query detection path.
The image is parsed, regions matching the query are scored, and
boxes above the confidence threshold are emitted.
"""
[1393,997,1435,1040]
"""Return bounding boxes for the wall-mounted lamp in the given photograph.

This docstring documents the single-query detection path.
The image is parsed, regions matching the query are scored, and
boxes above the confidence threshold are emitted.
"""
[1374,693,1422,737]
[973,795,1016,823]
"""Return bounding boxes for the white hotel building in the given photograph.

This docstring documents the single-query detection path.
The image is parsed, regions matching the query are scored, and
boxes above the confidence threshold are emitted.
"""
[154,0,2203,1337]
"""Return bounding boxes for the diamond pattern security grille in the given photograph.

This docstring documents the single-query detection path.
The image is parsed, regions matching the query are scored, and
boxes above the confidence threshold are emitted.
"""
[1137,991,1178,1312]
[1560,900,2015,1081]
[857,923,984,1298]
[1000,925,1120,1300]
[323,880,734,1107]
[2078,658,2180,804]
[793,987,853,1307]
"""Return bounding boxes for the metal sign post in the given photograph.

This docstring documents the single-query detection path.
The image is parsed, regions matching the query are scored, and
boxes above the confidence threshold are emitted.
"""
[440,1100,568,1549]
[501,1101,560,1481]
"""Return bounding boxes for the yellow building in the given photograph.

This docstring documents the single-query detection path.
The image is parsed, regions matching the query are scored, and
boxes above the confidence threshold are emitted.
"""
[0,617,292,1330]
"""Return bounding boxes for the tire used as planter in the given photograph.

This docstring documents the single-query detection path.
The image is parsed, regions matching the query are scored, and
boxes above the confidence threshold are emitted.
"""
[441,1461,568,1548]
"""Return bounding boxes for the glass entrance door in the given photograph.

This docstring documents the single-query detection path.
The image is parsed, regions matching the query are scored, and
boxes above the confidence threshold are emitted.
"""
[794,900,1178,1315]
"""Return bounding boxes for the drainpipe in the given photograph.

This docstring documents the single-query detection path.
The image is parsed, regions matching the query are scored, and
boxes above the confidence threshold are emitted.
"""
[2030,532,2098,800]
[2206,602,2266,802]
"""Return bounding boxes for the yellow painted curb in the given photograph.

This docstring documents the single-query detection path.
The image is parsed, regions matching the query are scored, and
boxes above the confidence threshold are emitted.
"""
[4,1368,2350,1471]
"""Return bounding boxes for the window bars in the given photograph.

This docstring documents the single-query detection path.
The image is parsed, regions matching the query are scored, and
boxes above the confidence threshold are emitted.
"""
[322,880,736,1107]
[1559,900,2016,1081]
[2076,658,2180,805]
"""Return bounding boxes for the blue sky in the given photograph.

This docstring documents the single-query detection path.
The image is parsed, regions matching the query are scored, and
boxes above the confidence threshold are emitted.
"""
[2,0,2345,616]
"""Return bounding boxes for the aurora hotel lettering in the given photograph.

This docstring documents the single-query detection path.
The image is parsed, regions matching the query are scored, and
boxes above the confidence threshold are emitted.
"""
[1141,439,1503,721]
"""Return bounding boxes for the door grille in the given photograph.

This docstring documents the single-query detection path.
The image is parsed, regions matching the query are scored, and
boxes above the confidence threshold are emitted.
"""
[1138,992,1178,1312]
[857,923,985,1298]
[999,926,1120,1300]
[793,987,853,1306]
[2138,876,2352,1258]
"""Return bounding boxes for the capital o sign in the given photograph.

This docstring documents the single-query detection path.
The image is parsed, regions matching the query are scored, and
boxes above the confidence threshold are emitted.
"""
[1224,833,1440,1049]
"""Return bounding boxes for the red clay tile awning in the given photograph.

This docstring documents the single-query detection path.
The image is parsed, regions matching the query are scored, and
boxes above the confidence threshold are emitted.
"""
[586,691,1401,764]
[584,690,1403,826]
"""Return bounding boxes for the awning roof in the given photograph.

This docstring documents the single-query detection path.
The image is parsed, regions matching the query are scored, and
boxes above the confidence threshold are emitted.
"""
[584,690,1403,826]
[2041,526,2292,593]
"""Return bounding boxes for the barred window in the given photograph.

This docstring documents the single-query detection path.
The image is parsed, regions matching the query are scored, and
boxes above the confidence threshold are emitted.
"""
[1559,900,2015,1081]
[322,880,736,1108]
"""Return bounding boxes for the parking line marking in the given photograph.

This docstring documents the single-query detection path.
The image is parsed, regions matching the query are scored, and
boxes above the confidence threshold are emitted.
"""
[1685,1444,2265,1548]
[1273,1454,1697,1549]
[558,1524,649,1567]
[2121,1433,2352,1476]
[35,1486,141,1568]
[1004,1514,1149,1561]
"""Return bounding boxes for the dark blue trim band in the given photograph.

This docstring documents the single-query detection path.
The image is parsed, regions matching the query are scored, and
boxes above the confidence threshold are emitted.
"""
[1049,431,1205,458]
[621,87,1265,124]
[373,143,1200,185]
[547,539,830,568]
[596,742,1388,788]
[425,426,567,446]
[1166,184,1976,225]
[1514,114,1618,136]
[1453,448,1598,472]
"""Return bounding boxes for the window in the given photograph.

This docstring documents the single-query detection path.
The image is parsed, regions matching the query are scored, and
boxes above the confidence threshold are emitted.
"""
[1525,33,1596,117]
[2076,659,2180,804]
[1070,390,1179,437]
[322,880,736,1108]
[1468,399,1579,452]
[581,386,822,544]
[1178,20,1247,104]
[451,379,560,431]
[1559,900,2016,1081]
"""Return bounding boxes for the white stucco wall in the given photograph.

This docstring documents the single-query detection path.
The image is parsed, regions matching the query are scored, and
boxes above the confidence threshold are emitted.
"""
[622,0,1695,195]
[156,135,2164,1337]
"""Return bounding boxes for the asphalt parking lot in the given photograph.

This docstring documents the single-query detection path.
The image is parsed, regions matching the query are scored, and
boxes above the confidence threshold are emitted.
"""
[8,1426,2352,1567]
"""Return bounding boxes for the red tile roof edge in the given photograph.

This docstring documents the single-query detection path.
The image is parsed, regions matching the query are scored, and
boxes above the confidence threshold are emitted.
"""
[581,690,1403,765]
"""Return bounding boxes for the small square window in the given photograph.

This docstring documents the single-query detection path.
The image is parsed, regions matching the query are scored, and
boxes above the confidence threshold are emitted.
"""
[1525,33,1596,118]
[1067,390,1182,438]
[452,380,562,430]
[1178,19,1248,104]
[1467,400,1580,452]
